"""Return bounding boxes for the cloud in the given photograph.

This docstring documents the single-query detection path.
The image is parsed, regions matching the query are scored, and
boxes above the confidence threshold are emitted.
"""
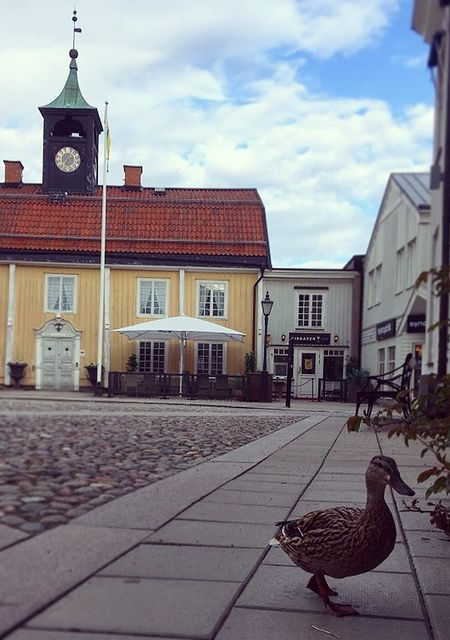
[0,0,432,268]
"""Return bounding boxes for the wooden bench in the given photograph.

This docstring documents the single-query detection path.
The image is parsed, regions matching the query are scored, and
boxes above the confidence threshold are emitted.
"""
[355,353,415,419]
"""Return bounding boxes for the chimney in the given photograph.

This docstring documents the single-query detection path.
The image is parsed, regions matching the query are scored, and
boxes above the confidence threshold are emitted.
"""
[4,160,24,186]
[123,165,143,190]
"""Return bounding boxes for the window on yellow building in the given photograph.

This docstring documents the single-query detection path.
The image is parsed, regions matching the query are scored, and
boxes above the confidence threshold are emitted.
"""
[197,343,224,375]
[197,281,227,318]
[45,274,77,312]
[137,279,168,316]
[138,341,166,373]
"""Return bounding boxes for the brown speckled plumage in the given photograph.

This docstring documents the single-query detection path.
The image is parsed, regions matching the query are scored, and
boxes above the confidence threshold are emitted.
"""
[271,455,415,616]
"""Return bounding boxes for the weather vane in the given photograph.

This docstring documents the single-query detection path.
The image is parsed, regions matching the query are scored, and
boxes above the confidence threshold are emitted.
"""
[72,8,82,51]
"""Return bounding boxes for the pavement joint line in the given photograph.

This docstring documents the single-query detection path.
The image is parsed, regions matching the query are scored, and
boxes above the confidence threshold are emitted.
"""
[232,603,426,622]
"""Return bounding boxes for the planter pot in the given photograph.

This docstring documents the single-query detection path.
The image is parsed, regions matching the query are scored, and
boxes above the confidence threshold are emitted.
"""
[245,372,273,402]
[85,365,104,386]
[8,362,27,386]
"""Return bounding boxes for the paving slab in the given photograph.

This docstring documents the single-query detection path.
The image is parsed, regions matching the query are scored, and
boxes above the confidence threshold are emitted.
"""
[222,478,307,493]
[29,576,239,639]
[238,471,308,484]
[7,631,176,640]
[211,415,327,463]
[73,460,253,530]
[406,529,450,558]
[177,501,290,524]
[0,525,149,637]
[203,488,300,507]
[0,522,28,550]
[215,607,429,640]
[413,556,450,594]
[99,544,264,581]
[146,519,275,548]
[247,464,314,476]
[236,563,423,619]
[425,594,450,640]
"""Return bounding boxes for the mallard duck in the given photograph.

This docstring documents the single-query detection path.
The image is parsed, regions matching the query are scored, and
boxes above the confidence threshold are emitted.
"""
[269,455,414,616]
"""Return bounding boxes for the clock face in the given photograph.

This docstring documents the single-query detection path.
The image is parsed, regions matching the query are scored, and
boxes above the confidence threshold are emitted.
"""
[55,146,81,173]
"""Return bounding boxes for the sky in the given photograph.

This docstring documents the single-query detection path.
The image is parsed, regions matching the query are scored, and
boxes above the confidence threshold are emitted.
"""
[0,0,434,268]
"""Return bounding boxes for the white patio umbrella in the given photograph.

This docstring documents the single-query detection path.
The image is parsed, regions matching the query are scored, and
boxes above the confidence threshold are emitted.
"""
[113,315,246,393]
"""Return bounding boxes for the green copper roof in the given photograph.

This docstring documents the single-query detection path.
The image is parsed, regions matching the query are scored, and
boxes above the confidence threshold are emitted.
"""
[40,54,95,110]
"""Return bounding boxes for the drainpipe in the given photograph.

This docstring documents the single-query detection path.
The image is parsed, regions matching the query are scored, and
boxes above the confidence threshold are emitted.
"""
[252,266,266,354]
[438,6,450,378]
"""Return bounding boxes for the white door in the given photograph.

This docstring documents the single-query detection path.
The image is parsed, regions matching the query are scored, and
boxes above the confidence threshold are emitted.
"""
[36,319,81,391]
[41,336,76,390]
[294,349,319,398]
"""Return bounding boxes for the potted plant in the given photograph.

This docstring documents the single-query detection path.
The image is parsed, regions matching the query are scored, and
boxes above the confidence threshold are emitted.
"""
[85,363,103,386]
[7,360,27,386]
[126,353,138,372]
[345,357,370,402]
[244,351,256,374]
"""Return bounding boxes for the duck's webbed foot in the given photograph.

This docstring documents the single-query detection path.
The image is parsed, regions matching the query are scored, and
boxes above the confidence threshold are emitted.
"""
[326,601,359,617]
[312,574,359,617]
[307,574,337,596]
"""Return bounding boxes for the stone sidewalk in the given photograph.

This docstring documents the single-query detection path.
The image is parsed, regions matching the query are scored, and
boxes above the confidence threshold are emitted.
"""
[0,404,449,640]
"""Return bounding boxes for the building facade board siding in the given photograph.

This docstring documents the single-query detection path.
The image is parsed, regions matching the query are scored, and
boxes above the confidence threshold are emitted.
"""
[413,0,450,375]
[261,269,362,397]
[361,172,430,378]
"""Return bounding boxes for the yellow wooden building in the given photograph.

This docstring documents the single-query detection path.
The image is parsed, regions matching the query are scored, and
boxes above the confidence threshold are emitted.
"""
[0,49,270,391]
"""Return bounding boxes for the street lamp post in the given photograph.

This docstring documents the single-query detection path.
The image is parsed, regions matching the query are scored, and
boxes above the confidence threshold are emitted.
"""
[261,291,273,400]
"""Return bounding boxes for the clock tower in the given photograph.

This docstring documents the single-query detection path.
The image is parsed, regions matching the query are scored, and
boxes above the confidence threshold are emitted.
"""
[39,44,103,194]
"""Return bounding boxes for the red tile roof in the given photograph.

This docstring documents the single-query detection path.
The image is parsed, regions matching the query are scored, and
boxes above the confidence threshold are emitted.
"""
[0,184,271,266]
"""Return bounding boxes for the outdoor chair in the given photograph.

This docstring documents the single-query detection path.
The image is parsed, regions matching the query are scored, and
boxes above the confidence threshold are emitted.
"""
[355,353,415,419]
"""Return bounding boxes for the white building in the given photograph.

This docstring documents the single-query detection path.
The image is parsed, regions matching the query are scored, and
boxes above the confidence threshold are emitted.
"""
[261,263,362,399]
[413,0,450,377]
[361,173,430,382]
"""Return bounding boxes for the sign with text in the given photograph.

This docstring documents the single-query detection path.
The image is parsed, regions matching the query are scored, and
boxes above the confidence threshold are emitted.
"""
[407,314,426,333]
[376,319,396,341]
[289,332,331,346]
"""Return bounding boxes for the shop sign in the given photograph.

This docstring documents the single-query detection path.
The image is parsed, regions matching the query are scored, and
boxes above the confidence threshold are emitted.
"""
[289,332,331,346]
[376,319,396,341]
[407,314,426,333]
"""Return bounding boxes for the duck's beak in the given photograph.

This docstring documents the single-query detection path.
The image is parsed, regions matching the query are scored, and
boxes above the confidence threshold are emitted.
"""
[389,473,415,496]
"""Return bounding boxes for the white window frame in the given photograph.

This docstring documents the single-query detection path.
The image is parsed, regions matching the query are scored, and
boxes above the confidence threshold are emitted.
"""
[138,340,167,373]
[368,269,375,308]
[406,239,416,288]
[45,274,77,313]
[197,280,228,318]
[375,264,382,305]
[195,342,226,375]
[378,347,386,375]
[296,291,325,329]
[395,248,405,294]
[137,278,169,317]
[387,346,396,373]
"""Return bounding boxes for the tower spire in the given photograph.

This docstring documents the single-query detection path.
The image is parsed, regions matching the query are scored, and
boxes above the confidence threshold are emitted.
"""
[39,8,93,110]
[72,8,82,52]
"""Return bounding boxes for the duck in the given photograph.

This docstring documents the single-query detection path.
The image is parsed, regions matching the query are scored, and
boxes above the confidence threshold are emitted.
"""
[269,455,414,616]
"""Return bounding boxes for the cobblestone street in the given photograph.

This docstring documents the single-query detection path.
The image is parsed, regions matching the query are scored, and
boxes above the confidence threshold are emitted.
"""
[0,398,303,535]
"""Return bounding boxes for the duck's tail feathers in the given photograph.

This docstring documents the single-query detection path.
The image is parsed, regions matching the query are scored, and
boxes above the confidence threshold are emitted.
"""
[268,536,280,546]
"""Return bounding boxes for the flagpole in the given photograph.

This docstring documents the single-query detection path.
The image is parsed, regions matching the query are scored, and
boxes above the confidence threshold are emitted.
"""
[96,100,109,392]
